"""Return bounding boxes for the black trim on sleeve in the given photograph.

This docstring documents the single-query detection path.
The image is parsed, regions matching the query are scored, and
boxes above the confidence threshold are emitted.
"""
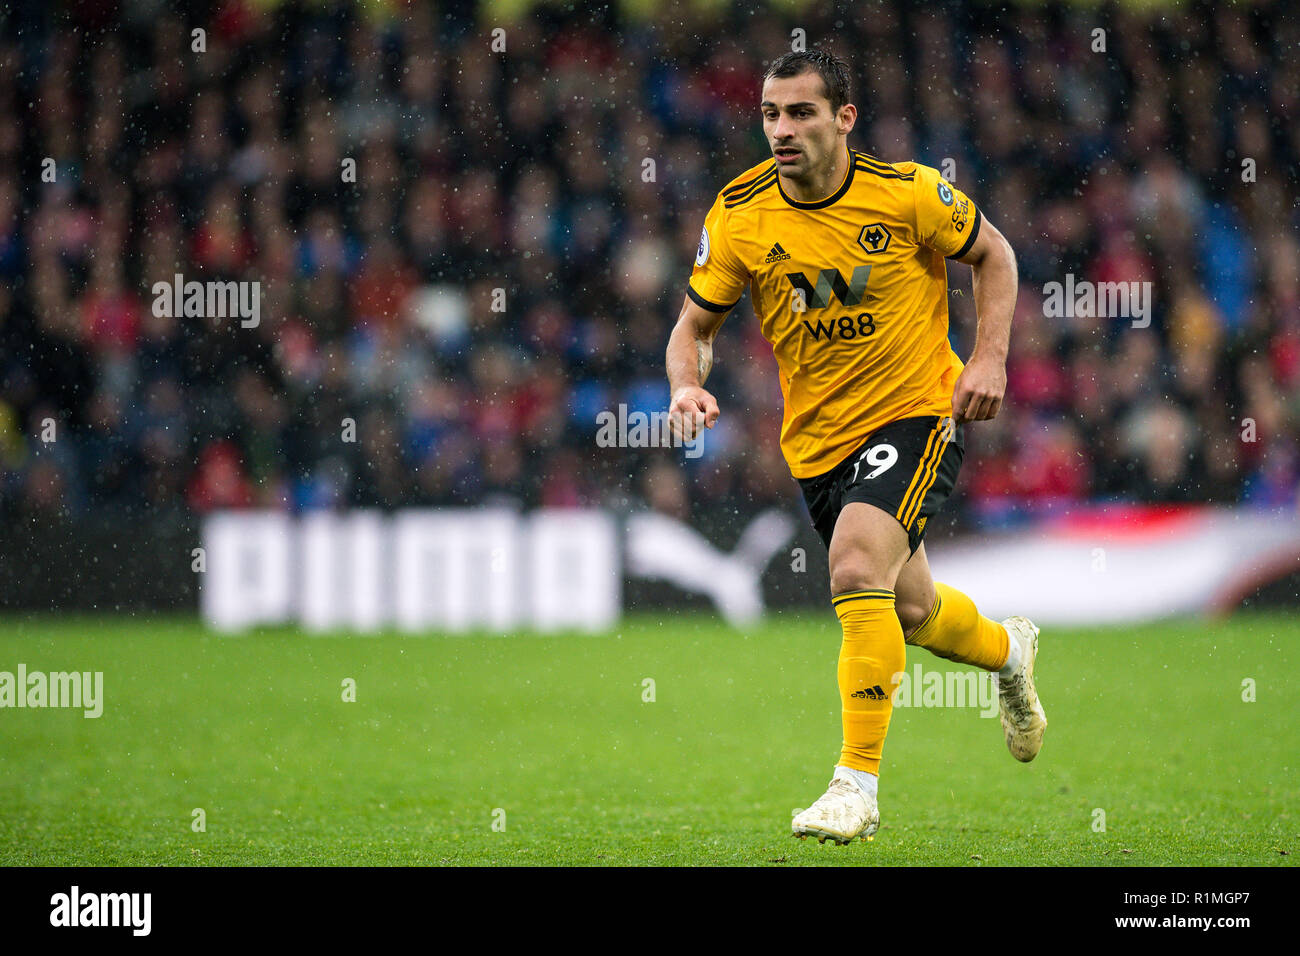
[686,285,738,314]
[722,161,778,197]
[947,206,982,260]
[725,169,778,208]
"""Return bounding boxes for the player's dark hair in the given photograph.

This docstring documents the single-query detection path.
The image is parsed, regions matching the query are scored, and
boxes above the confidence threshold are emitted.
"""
[762,50,851,113]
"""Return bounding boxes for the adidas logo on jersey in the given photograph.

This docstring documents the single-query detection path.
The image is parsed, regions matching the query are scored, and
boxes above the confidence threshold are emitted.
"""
[764,242,791,263]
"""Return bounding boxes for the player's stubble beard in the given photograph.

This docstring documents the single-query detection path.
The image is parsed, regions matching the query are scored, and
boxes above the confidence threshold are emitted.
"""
[775,132,845,201]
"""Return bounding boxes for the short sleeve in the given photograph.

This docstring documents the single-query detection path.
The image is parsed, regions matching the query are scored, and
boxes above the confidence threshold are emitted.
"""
[912,163,982,260]
[686,193,749,312]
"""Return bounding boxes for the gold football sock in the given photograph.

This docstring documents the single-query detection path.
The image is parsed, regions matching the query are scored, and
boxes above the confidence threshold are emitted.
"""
[905,582,1009,672]
[832,588,905,775]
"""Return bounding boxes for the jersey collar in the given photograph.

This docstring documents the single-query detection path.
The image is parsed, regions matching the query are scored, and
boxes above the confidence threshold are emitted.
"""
[777,147,855,210]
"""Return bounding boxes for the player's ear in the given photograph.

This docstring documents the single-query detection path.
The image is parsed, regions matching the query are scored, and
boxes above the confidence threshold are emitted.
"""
[838,102,857,135]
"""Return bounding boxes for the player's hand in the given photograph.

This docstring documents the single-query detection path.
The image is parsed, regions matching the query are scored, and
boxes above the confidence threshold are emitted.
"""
[950,356,1006,424]
[668,386,720,441]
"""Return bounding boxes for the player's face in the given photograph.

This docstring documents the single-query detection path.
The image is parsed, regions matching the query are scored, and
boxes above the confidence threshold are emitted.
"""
[761,72,845,181]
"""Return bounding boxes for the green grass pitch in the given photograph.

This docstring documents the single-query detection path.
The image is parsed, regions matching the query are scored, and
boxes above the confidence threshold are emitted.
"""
[0,611,1294,866]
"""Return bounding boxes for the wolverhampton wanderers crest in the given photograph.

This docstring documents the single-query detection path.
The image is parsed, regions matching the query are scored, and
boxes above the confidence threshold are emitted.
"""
[857,222,892,255]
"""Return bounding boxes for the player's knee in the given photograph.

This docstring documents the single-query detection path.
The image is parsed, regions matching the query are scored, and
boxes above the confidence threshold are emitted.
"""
[829,557,894,597]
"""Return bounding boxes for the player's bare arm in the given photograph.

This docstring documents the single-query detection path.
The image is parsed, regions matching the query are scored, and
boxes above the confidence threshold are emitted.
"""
[665,295,726,441]
[949,219,1018,425]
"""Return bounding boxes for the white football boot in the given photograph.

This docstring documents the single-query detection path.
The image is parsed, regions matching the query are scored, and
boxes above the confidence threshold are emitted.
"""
[791,770,880,845]
[998,616,1047,762]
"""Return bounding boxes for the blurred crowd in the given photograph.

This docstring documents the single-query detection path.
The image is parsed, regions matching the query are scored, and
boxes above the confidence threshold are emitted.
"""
[1,0,1298,532]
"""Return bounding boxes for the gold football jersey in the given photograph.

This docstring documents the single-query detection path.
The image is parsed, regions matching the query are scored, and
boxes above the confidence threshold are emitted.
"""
[688,148,981,479]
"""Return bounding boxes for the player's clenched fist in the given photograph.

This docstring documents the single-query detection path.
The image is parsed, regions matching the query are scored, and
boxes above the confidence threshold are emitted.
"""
[950,356,1006,424]
[668,386,720,441]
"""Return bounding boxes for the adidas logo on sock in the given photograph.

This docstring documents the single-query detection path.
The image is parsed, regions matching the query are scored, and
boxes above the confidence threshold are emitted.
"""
[764,242,791,263]
[851,685,888,700]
